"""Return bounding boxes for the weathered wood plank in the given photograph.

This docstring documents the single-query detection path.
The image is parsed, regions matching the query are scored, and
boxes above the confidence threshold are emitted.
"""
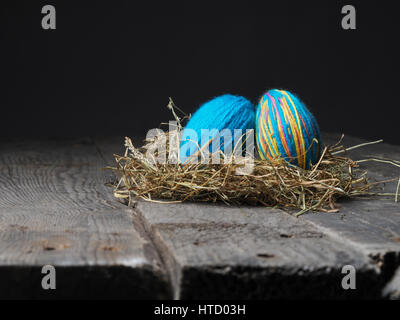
[135,201,384,299]
[96,134,400,299]
[0,138,170,298]
[383,266,400,300]
[301,134,400,281]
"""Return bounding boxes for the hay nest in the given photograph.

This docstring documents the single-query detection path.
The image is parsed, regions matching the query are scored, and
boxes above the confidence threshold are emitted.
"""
[106,100,396,216]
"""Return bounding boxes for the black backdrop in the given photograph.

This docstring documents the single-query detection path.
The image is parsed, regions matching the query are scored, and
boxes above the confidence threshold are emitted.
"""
[1,1,399,143]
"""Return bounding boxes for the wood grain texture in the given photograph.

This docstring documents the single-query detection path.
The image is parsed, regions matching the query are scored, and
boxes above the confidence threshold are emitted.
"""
[302,134,400,277]
[95,134,400,299]
[134,201,389,299]
[383,266,400,300]
[0,138,170,298]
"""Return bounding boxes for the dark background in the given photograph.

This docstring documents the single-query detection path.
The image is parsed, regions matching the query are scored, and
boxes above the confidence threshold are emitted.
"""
[1,1,399,143]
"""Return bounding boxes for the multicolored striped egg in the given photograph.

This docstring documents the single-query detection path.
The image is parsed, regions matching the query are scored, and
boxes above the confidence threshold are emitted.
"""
[255,89,322,169]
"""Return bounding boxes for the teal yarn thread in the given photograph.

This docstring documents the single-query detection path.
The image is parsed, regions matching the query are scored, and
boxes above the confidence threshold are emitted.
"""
[180,94,255,163]
[255,89,322,170]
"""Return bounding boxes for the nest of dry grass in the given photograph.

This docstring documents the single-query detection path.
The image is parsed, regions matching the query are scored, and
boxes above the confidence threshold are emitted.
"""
[106,100,396,216]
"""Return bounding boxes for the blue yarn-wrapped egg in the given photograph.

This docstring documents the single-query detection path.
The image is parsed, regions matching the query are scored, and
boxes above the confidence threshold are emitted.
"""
[180,94,255,163]
[255,89,321,169]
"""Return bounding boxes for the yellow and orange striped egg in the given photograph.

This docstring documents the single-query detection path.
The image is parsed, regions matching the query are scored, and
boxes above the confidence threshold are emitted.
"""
[255,89,322,169]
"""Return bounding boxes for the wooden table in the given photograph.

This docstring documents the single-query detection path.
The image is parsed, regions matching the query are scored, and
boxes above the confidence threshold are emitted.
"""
[0,134,399,299]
